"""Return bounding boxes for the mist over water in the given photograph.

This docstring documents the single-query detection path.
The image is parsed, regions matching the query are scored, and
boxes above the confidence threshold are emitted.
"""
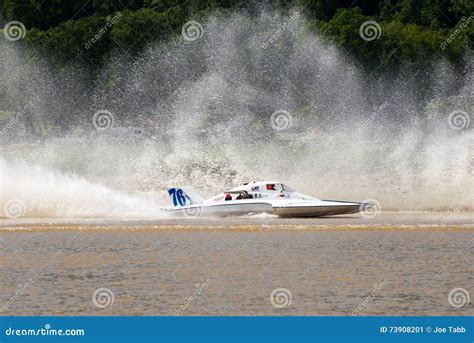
[0,158,163,218]
[1,9,473,217]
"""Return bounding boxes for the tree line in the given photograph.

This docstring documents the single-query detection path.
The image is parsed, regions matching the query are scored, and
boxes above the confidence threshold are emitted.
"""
[1,0,472,69]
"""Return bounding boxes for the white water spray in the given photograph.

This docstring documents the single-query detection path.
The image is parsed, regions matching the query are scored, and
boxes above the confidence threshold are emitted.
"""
[0,158,163,219]
[0,9,472,216]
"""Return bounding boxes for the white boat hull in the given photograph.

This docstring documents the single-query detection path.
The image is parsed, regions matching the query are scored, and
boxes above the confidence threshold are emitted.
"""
[165,181,373,218]
[167,202,273,217]
[273,204,363,217]
[168,200,368,218]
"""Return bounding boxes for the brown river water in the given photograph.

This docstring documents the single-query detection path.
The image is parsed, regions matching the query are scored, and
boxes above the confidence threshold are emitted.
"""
[0,213,472,316]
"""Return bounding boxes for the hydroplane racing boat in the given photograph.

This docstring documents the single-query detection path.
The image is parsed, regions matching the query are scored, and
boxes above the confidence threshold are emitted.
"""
[166,181,373,218]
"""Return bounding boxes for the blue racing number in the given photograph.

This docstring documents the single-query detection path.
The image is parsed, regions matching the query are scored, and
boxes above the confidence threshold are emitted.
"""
[168,188,187,206]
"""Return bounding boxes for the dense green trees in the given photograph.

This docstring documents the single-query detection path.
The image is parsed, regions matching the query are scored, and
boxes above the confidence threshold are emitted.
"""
[1,0,472,68]
[316,7,466,68]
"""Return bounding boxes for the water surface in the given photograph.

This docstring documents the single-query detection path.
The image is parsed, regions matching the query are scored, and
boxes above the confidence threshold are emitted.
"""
[1,215,472,316]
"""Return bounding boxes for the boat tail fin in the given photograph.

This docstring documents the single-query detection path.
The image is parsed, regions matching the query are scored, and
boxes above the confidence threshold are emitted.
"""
[167,187,204,207]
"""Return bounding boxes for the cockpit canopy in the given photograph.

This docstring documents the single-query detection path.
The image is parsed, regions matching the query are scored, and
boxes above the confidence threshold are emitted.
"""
[264,183,295,192]
[207,181,305,203]
[225,181,296,195]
